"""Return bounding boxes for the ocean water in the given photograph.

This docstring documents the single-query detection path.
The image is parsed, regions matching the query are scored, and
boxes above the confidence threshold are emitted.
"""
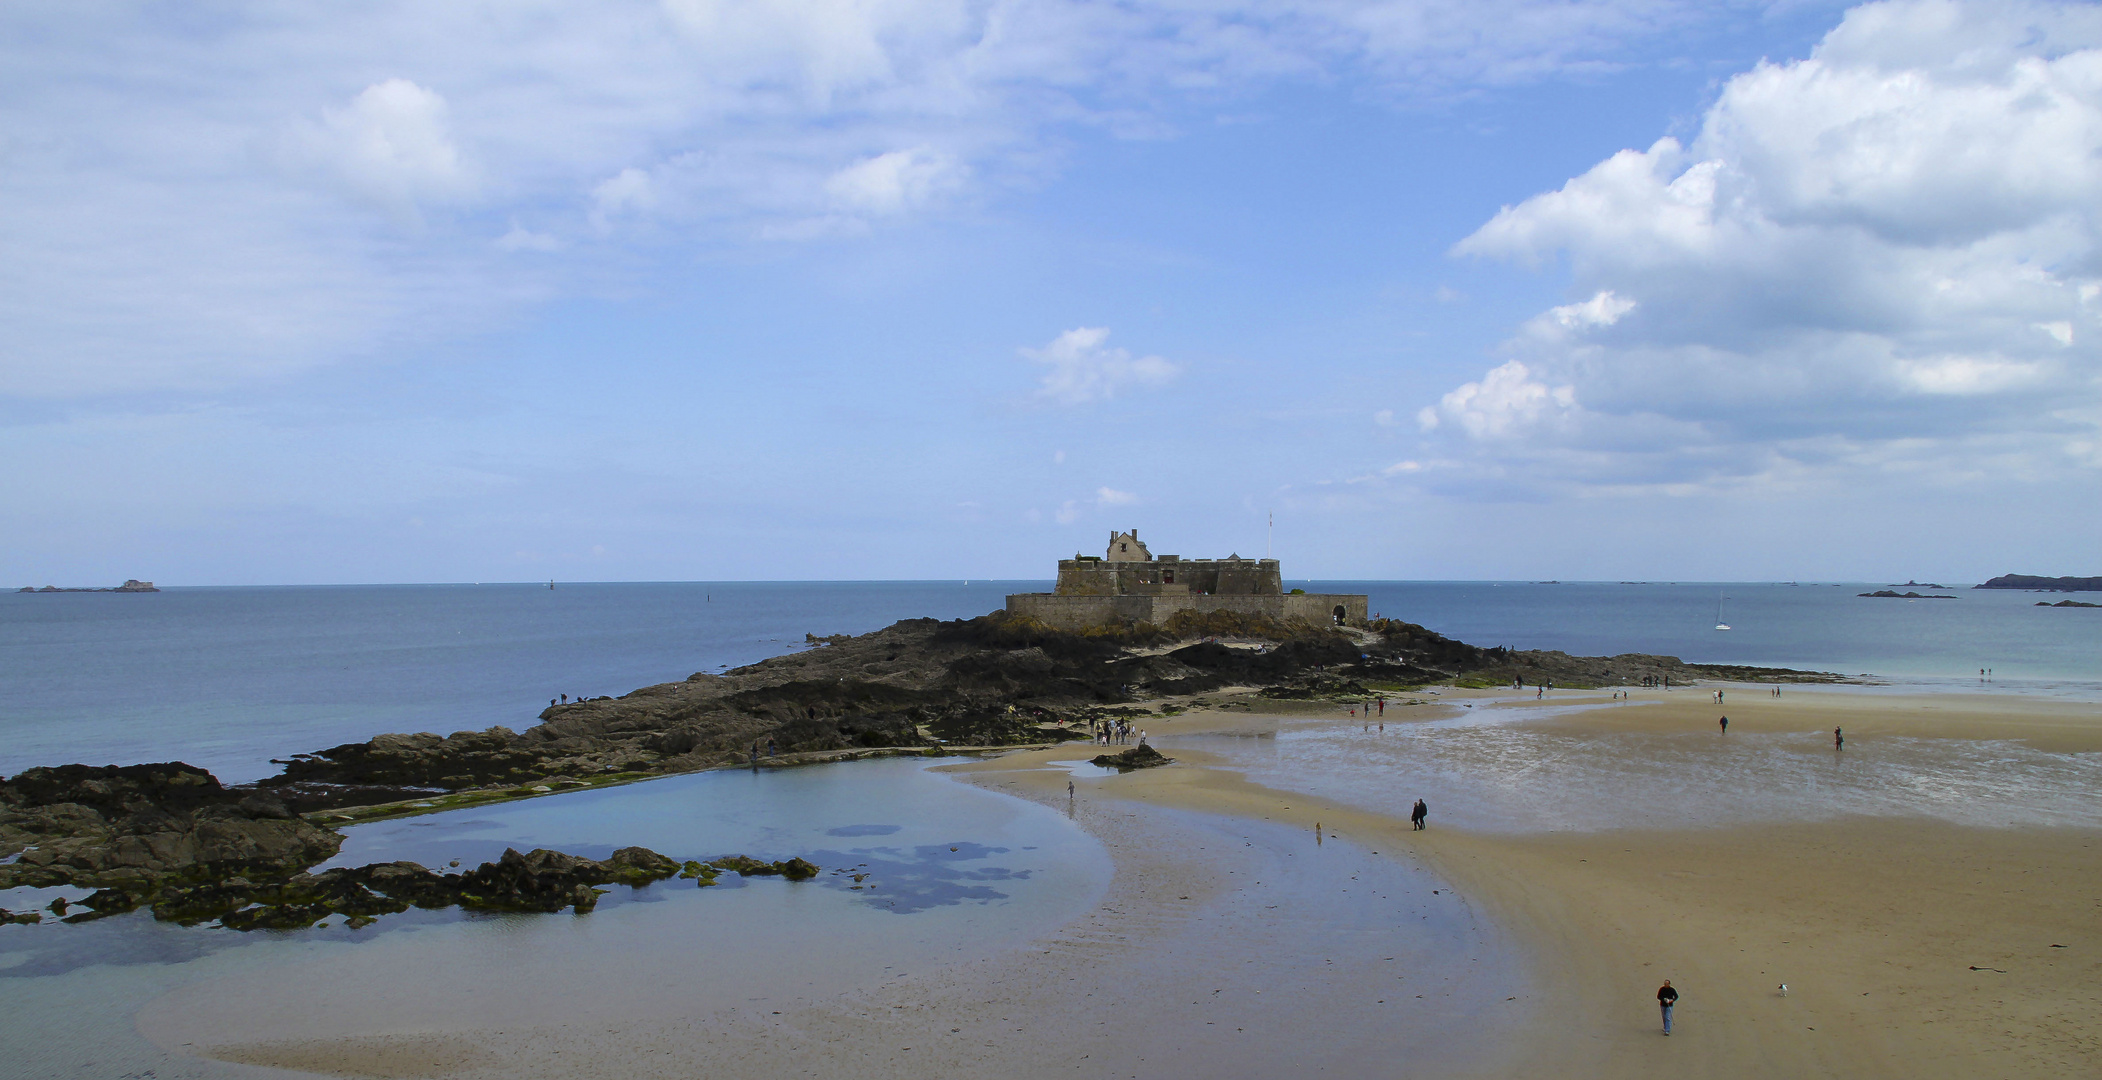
[1340,580,2102,685]
[3,579,2098,780]
[0,580,1029,781]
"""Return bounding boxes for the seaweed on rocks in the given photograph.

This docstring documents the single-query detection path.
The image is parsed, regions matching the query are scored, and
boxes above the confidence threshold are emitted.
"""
[1091,745,1172,771]
[707,854,820,880]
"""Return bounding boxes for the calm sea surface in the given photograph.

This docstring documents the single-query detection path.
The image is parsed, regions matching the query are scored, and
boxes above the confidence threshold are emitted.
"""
[2,579,2098,780]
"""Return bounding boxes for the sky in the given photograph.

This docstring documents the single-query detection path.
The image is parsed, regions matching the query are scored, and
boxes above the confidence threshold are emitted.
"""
[2,0,2098,585]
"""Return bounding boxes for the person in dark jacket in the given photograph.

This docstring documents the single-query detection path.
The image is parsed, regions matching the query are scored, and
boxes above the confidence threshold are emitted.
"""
[1658,980,1679,1034]
[1410,799,1427,830]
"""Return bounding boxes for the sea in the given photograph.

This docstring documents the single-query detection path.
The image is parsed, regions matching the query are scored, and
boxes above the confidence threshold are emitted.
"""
[2,579,2097,782]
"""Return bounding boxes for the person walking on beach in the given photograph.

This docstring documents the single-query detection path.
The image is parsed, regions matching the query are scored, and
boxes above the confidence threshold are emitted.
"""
[1719,715,1728,735]
[1658,980,1678,1035]
[1410,799,1428,830]
[1834,727,1844,751]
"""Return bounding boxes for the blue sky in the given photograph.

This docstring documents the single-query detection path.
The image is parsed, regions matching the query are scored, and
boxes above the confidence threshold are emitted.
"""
[3,0,2097,585]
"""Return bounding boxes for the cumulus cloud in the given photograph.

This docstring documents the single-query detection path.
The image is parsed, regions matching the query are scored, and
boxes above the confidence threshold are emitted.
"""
[1417,360,1578,437]
[1423,0,2102,495]
[0,0,1804,397]
[1024,327,1179,404]
[289,79,476,217]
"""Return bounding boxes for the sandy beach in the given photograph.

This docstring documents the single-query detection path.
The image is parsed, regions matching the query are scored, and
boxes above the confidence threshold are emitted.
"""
[151,683,2102,1079]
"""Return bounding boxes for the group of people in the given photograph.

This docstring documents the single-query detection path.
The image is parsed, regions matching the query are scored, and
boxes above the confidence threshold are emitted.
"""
[1348,697,1387,718]
[1090,718,1140,746]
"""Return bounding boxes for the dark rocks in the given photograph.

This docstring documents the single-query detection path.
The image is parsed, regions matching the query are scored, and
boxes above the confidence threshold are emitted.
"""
[2037,599,2102,608]
[708,854,820,880]
[268,727,532,791]
[0,763,344,895]
[1859,590,1955,599]
[50,844,705,930]
[1092,745,1172,771]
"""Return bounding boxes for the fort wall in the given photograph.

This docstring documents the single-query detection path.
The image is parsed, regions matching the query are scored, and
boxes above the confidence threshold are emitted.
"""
[1011,531,1368,629]
[1005,591,1368,630]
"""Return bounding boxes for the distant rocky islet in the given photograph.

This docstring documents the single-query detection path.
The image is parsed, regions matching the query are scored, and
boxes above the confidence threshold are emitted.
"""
[17,579,158,593]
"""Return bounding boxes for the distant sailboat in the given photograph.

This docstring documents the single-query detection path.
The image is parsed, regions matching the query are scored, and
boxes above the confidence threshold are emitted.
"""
[1714,589,1731,631]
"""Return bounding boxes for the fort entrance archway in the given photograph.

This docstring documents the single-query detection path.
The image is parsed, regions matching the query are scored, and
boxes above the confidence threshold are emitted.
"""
[1333,605,1346,625]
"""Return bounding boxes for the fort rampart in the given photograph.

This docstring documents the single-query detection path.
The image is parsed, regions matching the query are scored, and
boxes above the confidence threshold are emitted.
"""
[1004,529,1369,630]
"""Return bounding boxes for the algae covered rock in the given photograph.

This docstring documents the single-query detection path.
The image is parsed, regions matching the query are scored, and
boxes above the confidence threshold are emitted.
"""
[708,854,820,880]
[1091,745,1172,771]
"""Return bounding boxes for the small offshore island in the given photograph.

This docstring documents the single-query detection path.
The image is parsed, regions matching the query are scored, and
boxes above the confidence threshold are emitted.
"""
[0,540,1838,933]
[17,579,158,593]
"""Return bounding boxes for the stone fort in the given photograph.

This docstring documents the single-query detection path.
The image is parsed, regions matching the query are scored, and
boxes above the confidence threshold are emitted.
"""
[1005,530,1369,630]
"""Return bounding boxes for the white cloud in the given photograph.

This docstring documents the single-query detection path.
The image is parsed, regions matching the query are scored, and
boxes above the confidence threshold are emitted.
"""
[1544,290,1635,332]
[1417,360,1579,438]
[290,79,476,216]
[1096,486,1139,506]
[590,167,657,230]
[1024,327,1180,404]
[825,148,962,216]
[1426,0,2102,495]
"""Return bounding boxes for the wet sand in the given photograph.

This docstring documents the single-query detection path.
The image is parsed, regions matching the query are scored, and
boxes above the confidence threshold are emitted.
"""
[158,685,2101,1078]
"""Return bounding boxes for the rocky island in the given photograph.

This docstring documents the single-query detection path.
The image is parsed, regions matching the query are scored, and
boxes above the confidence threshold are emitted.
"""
[1,607,1842,933]
[1977,573,2102,592]
[17,579,158,593]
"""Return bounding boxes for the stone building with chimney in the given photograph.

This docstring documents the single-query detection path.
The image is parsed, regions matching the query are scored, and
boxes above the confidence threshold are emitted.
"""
[1005,530,1368,630]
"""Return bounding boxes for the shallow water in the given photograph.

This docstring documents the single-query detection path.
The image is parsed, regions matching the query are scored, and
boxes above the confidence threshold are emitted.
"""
[0,757,1110,1078]
[1194,704,2102,834]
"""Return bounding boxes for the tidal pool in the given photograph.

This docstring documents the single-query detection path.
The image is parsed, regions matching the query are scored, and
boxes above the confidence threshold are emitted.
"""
[0,757,1109,1078]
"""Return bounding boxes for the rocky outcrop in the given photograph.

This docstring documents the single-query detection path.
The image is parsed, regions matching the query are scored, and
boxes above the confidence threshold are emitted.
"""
[245,612,1846,797]
[1092,745,1172,771]
[0,763,342,893]
[1860,590,1956,599]
[0,763,813,932]
[2037,599,2102,608]
[101,845,697,930]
